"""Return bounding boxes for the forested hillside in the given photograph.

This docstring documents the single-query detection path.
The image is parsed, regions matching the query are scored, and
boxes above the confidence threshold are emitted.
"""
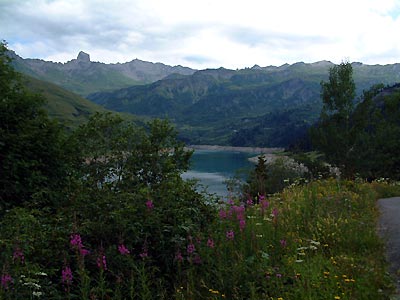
[88,62,400,146]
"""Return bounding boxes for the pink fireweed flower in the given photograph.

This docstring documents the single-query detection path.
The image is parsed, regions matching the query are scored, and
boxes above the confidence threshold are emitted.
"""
[139,244,149,259]
[70,234,83,248]
[272,208,279,218]
[139,249,148,259]
[226,230,235,240]
[260,198,269,210]
[1,274,13,290]
[246,197,254,206]
[193,254,202,264]
[280,239,287,248]
[79,248,90,257]
[219,209,227,219]
[61,266,73,285]
[228,199,234,205]
[175,251,183,262]
[207,238,215,248]
[187,243,196,254]
[70,233,89,257]
[13,247,25,263]
[145,199,154,210]
[239,219,246,232]
[97,255,107,270]
[118,244,130,255]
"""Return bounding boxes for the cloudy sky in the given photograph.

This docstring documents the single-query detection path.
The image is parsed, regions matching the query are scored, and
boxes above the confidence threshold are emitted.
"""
[1,0,400,69]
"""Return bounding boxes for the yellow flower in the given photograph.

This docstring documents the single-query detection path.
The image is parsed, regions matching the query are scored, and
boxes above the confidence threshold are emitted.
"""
[278,298,284,300]
[334,296,341,299]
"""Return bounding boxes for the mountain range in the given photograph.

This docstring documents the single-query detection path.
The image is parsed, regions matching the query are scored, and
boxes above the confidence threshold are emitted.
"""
[10,50,400,146]
[9,50,195,96]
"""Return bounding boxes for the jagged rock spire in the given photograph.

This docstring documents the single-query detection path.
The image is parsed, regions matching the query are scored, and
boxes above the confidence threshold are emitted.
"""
[77,51,90,62]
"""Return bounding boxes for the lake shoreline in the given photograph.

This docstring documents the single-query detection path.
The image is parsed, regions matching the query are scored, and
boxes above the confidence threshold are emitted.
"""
[185,144,284,154]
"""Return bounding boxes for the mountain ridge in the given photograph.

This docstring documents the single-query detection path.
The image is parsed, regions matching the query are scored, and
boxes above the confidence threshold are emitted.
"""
[8,50,196,96]
[87,61,400,146]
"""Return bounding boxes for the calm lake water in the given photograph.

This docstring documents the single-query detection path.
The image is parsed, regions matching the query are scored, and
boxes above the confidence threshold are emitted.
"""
[182,150,255,197]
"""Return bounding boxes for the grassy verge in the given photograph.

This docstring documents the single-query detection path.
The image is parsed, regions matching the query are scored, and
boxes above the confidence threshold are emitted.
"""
[174,179,396,299]
[0,179,398,299]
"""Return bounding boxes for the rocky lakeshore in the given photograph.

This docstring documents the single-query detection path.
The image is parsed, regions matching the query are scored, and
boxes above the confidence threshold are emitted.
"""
[185,144,284,154]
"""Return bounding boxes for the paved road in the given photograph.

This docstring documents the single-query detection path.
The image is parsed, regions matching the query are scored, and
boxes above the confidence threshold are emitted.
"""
[378,197,400,295]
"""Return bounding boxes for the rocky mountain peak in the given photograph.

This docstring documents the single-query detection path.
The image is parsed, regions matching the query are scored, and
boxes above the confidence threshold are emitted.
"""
[77,51,90,62]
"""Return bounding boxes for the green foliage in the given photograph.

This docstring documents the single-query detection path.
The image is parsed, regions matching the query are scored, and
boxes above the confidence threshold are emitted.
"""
[350,84,400,180]
[0,42,70,212]
[311,61,357,177]
[311,72,400,180]
[321,61,356,117]
[243,155,309,197]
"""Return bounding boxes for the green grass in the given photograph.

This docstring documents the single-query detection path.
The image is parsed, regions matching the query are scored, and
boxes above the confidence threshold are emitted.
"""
[172,179,396,299]
[21,74,144,129]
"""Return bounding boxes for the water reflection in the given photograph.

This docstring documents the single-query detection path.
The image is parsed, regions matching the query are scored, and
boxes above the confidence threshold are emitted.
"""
[182,150,254,197]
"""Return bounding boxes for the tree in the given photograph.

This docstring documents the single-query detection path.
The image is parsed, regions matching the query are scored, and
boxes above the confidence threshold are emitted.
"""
[350,84,400,179]
[310,61,357,177]
[0,41,68,212]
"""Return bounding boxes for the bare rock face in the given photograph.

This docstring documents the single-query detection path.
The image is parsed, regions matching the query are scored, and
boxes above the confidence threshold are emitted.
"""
[77,51,90,62]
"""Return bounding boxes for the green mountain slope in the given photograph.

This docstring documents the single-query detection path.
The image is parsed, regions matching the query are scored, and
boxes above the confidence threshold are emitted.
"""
[21,74,109,128]
[87,62,400,146]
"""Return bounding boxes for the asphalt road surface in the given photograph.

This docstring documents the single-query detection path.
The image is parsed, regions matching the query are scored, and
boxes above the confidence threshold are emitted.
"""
[378,197,400,295]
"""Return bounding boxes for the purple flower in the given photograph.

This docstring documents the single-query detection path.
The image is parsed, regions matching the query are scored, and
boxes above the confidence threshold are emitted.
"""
[79,248,90,257]
[260,198,269,210]
[139,251,148,259]
[70,234,82,248]
[280,239,287,248]
[61,266,73,285]
[118,244,130,255]
[146,199,154,210]
[13,247,24,263]
[239,219,246,232]
[219,209,227,219]
[246,197,254,206]
[272,208,279,218]
[187,243,195,254]
[276,273,282,278]
[193,254,202,264]
[226,230,235,240]
[97,255,107,270]
[70,233,90,257]
[139,244,149,259]
[1,274,13,290]
[207,238,215,248]
[175,251,183,262]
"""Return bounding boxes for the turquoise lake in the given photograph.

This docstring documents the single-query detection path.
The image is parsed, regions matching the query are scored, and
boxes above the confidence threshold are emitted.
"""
[181,150,255,197]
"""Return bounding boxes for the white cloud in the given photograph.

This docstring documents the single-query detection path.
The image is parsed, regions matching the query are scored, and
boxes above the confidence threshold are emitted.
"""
[1,0,400,69]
